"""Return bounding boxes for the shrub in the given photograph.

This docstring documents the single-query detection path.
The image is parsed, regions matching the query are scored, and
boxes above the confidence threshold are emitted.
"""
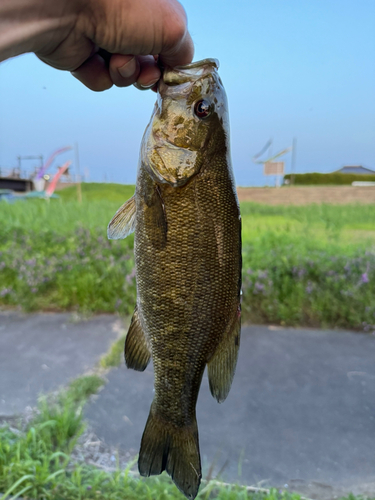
[283,172,375,185]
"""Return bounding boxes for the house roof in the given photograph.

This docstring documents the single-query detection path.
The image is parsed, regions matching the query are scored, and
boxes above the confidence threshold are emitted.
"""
[335,165,375,175]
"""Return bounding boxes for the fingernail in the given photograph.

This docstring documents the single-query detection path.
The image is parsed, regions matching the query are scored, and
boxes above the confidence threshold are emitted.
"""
[139,78,159,89]
[118,57,136,79]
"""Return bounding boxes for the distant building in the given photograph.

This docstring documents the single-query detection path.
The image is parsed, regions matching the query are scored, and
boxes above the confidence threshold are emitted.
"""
[335,165,375,175]
[0,177,33,192]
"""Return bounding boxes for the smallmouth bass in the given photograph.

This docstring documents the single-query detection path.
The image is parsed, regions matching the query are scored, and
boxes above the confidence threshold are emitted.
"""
[108,58,242,500]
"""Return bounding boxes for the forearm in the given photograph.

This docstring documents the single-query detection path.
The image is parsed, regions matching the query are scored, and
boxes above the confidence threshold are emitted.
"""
[0,0,77,62]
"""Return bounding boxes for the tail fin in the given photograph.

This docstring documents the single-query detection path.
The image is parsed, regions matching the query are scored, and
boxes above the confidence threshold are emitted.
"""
[138,405,201,500]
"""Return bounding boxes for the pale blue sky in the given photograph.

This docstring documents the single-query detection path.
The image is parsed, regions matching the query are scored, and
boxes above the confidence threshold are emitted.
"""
[0,0,374,186]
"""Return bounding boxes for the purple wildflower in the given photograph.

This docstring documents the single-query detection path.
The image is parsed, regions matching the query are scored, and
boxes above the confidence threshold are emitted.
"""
[254,282,265,294]
[361,273,369,284]
[126,268,136,284]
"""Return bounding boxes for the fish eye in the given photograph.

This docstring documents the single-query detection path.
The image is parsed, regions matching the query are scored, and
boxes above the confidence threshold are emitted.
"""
[194,99,212,119]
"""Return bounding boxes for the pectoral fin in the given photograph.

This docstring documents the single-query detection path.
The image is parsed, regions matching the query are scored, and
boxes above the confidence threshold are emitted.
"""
[125,306,151,371]
[207,306,241,403]
[107,195,136,240]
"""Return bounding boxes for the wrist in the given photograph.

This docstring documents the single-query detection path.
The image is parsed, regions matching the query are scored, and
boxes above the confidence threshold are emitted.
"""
[0,0,78,62]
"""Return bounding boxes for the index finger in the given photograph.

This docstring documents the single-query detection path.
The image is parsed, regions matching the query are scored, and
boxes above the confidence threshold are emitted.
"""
[159,29,194,68]
[155,1,194,68]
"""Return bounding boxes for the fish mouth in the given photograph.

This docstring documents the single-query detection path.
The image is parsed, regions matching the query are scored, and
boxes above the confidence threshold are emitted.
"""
[174,58,219,71]
[162,58,219,86]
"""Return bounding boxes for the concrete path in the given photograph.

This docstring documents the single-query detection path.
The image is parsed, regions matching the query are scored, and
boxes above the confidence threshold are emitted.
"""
[84,325,375,499]
[0,311,122,415]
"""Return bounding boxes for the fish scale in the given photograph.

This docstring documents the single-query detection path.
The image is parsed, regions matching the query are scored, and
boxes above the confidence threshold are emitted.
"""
[108,58,241,500]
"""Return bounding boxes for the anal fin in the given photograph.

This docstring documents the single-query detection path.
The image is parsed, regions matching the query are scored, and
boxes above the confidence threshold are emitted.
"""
[107,195,136,240]
[125,306,151,371]
[207,305,241,403]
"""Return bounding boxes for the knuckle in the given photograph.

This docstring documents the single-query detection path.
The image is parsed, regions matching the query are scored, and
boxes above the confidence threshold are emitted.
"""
[162,2,188,48]
[167,16,187,47]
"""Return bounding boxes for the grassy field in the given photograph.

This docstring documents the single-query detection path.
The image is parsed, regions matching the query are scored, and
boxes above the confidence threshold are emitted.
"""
[1,183,375,330]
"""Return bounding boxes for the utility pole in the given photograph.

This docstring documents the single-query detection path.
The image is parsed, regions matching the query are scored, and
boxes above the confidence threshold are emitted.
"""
[290,137,297,186]
[75,142,82,203]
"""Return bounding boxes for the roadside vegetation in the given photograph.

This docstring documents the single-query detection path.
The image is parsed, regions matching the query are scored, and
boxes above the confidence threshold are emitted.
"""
[1,183,374,331]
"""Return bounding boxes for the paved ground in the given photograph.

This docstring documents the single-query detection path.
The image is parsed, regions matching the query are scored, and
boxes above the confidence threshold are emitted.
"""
[0,311,122,415]
[85,325,375,499]
[2,312,375,498]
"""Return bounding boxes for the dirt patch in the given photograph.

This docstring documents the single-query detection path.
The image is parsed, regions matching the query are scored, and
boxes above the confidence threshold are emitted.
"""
[237,186,375,205]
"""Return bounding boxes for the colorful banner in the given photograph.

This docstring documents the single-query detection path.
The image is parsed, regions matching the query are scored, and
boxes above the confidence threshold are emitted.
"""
[35,146,72,180]
[45,161,71,197]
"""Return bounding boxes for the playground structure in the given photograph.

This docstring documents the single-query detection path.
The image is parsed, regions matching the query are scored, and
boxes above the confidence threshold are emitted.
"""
[0,145,78,199]
[33,146,72,192]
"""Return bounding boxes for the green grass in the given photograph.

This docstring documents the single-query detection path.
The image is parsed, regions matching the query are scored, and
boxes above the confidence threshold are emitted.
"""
[57,182,135,203]
[1,184,375,330]
[1,183,135,235]
[100,336,127,368]
[241,202,375,247]
[67,375,106,404]
[239,203,375,328]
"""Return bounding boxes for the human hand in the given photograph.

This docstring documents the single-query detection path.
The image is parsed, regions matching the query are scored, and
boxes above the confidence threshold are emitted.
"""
[0,0,194,91]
